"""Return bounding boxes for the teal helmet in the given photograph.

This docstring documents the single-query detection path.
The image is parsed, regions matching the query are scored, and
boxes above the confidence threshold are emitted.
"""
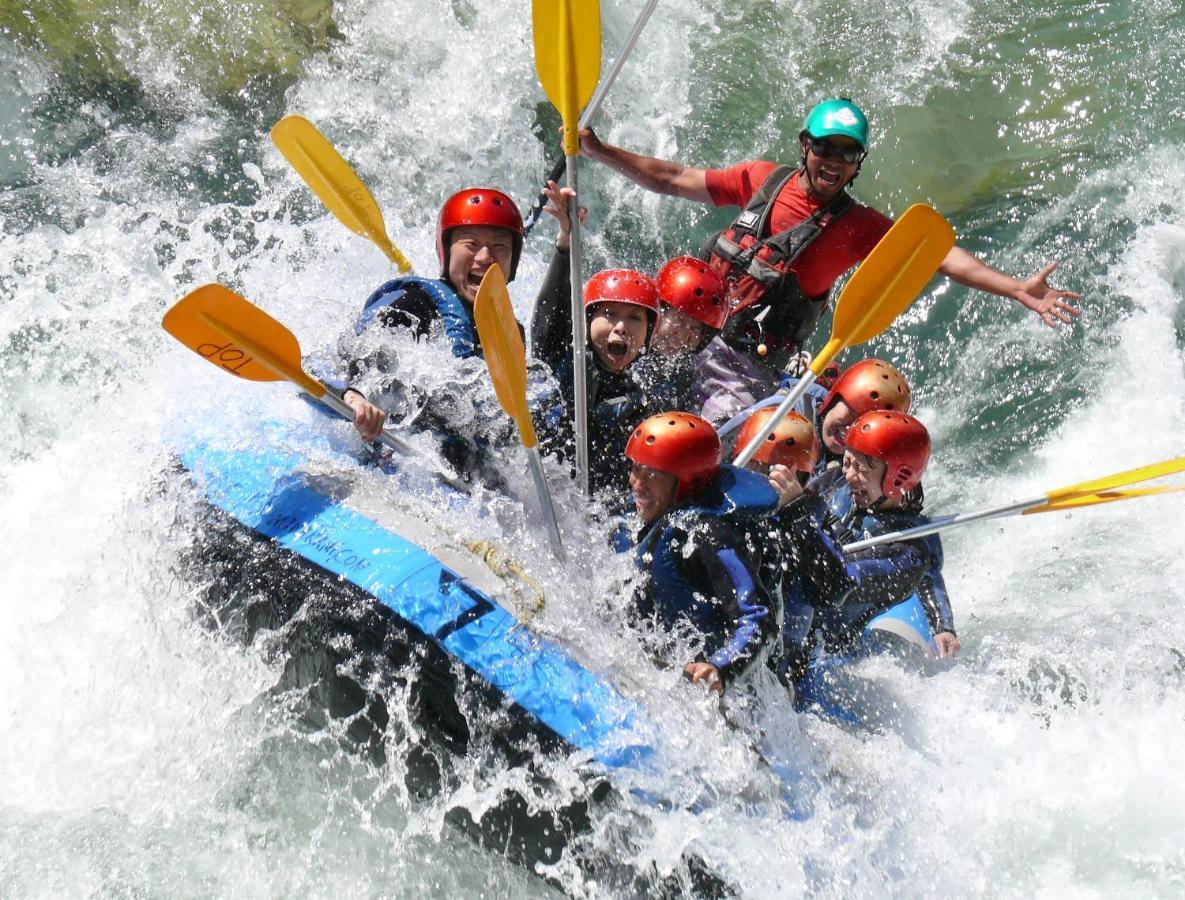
[801,98,869,149]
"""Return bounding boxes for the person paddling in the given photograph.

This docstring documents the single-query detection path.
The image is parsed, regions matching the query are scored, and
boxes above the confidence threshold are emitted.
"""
[625,412,782,695]
[580,97,1081,401]
[741,410,959,687]
[341,187,528,444]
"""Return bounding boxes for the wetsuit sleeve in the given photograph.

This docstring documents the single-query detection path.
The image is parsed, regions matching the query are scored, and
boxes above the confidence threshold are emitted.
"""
[916,535,956,636]
[704,160,780,208]
[529,246,572,375]
[779,495,930,614]
[686,521,779,687]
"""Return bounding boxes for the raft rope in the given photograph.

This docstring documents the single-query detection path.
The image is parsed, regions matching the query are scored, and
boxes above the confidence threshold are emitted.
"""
[467,540,547,620]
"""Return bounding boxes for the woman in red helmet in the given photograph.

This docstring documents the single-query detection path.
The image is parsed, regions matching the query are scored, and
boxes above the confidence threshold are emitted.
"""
[628,256,730,417]
[811,358,913,482]
[624,412,783,695]
[772,410,959,685]
[531,187,665,497]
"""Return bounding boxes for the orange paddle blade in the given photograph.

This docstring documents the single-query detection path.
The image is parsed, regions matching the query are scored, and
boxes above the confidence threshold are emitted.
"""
[162,283,325,397]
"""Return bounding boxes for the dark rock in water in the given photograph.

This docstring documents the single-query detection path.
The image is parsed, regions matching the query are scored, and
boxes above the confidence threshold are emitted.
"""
[179,478,734,897]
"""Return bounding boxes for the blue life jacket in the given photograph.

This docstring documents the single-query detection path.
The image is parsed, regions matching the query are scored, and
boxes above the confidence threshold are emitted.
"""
[356,276,478,359]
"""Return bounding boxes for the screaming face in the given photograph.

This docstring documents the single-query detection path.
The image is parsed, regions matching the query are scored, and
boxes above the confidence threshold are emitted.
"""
[446,225,516,304]
[588,301,650,373]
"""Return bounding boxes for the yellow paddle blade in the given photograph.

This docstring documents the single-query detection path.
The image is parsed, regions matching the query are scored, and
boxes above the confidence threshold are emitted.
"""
[810,204,955,375]
[1043,455,1185,505]
[1023,485,1185,515]
[271,115,413,273]
[532,0,601,156]
[162,283,325,398]
[473,265,538,448]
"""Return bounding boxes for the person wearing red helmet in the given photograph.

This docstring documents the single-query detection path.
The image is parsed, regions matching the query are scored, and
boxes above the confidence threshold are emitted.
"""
[732,407,819,507]
[815,358,913,474]
[631,256,731,416]
[531,188,667,497]
[769,410,959,686]
[624,412,782,695]
[338,186,529,445]
[577,98,1080,408]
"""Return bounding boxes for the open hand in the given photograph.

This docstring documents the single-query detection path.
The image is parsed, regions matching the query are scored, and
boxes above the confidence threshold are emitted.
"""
[542,180,587,251]
[1016,262,1082,328]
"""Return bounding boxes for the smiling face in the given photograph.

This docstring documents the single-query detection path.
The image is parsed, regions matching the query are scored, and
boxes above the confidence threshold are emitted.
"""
[821,399,860,455]
[842,448,887,508]
[650,305,708,357]
[800,134,863,202]
[445,225,516,304]
[588,301,650,372]
[629,463,678,525]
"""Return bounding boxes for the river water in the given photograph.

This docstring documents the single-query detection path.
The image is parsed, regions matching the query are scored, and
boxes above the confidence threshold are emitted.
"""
[2,0,1184,895]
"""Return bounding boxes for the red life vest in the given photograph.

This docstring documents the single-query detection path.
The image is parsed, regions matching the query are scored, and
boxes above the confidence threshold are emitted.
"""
[703,166,853,368]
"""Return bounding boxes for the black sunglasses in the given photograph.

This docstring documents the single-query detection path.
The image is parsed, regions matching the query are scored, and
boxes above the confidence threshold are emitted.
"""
[808,138,865,165]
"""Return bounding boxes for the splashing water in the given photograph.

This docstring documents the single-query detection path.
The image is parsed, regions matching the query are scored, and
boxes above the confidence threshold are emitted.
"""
[3,0,1185,894]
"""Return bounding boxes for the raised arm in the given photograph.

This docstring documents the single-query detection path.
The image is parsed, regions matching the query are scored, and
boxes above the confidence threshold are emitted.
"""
[579,127,712,203]
[939,247,1082,329]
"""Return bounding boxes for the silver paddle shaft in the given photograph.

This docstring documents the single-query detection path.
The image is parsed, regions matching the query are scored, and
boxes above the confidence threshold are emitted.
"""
[566,155,591,497]
[842,495,1046,552]
[527,447,566,560]
[318,389,471,494]
[732,371,819,467]
[579,0,660,128]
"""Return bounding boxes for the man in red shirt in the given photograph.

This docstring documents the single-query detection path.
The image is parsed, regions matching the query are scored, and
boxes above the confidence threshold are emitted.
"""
[579,98,1080,393]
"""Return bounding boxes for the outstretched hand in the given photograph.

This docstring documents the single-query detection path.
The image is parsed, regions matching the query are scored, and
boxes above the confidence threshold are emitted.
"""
[1015,262,1082,328]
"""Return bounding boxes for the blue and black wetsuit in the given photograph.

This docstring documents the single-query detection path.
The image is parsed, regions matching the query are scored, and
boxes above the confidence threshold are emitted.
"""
[337,275,522,481]
[771,478,953,682]
[631,466,783,690]
[531,249,659,499]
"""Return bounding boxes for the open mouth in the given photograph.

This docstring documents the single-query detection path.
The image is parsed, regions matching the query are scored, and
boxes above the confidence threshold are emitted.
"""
[604,337,631,360]
[466,271,486,290]
[816,166,843,187]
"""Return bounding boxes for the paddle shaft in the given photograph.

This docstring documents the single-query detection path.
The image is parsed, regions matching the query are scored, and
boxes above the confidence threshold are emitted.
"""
[842,496,1042,552]
[567,154,591,496]
[732,337,841,467]
[526,448,566,559]
[523,0,660,235]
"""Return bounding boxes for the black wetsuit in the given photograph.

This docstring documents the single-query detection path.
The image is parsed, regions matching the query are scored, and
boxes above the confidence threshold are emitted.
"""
[770,476,953,682]
[530,249,658,499]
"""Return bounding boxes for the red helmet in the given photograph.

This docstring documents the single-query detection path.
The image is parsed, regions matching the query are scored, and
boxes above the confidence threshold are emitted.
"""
[845,411,930,498]
[820,358,912,417]
[733,408,819,474]
[584,269,660,314]
[437,188,525,280]
[625,412,722,501]
[655,256,728,330]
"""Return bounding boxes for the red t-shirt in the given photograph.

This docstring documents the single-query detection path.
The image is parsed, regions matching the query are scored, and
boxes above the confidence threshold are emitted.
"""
[704,161,893,298]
